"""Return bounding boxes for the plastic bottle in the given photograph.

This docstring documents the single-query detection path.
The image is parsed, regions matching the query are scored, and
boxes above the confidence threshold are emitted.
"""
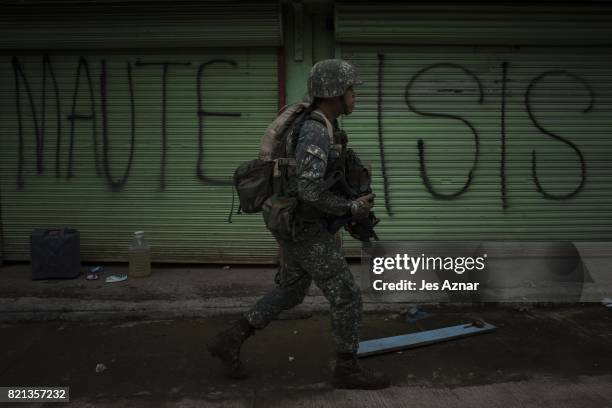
[128,231,151,277]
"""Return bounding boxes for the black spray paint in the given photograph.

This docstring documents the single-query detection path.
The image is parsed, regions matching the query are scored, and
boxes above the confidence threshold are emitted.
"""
[525,70,591,199]
[196,59,242,186]
[41,56,62,178]
[405,63,483,199]
[135,60,192,190]
[500,62,509,209]
[13,55,64,188]
[376,53,392,215]
[10,56,593,207]
[66,57,100,179]
[99,60,136,191]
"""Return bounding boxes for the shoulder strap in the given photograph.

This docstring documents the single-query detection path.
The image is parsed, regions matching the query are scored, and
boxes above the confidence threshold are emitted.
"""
[310,110,334,145]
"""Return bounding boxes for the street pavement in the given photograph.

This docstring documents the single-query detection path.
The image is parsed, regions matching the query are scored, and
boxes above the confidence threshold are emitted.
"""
[0,263,611,406]
[1,306,611,407]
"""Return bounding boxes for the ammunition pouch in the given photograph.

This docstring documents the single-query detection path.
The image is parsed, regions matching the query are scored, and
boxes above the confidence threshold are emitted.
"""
[261,158,300,240]
[262,194,299,241]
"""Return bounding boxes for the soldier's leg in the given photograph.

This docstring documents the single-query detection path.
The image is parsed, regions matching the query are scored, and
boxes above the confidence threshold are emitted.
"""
[286,228,389,389]
[244,242,312,329]
[208,242,311,379]
[286,231,362,354]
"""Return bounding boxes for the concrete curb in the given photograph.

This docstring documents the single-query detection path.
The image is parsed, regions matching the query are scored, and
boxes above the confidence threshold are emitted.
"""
[0,295,423,322]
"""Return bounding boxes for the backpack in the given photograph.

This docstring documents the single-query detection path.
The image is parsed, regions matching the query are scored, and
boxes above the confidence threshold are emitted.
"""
[230,103,308,221]
[230,103,334,223]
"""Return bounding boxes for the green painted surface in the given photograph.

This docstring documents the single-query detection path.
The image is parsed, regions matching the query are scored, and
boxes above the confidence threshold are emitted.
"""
[340,45,612,255]
[2,1,612,264]
[336,3,612,45]
[0,50,279,263]
[0,184,4,264]
[0,1,282,49]
[283,0,335,106]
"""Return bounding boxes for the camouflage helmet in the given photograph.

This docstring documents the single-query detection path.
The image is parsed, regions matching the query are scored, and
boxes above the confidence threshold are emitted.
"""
[307,59,363,99]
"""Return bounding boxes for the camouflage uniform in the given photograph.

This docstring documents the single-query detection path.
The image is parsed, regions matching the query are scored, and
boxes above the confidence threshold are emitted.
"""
[209,60,389,389]
[244,117,362,354]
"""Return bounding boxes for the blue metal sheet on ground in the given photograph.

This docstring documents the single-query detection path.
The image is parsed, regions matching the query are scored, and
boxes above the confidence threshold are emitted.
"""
[357,322,497,357]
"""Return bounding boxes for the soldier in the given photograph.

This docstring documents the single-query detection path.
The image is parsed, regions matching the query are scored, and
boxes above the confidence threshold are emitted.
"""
[207,59,390,389]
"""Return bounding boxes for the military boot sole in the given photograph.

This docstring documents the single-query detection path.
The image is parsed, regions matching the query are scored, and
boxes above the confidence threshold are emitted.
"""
[331,369,391,390]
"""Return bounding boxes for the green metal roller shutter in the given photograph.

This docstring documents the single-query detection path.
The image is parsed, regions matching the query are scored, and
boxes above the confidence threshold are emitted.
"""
[335,3,612,46]
[0,49,279,263]
[0,1,282,49]
[336,5,612,253]
[0,1,283,264]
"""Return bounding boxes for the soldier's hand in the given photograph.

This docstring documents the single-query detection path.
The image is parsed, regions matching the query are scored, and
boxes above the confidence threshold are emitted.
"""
[359,193,375,207]
[350,194,375,218]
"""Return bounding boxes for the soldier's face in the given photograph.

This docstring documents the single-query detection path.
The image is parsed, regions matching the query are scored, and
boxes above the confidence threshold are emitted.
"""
[343,88,355,115]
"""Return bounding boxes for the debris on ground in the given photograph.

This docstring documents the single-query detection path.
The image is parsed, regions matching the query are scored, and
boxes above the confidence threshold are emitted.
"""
[406,307,434,324]
[513,303,533,313]
[358,321,497,357]
[105,274,127,283]
[87,266,103,281]
[465,319,486,328]
[86,272,99,281]
[222,265,231,270]
[95,363,107,373]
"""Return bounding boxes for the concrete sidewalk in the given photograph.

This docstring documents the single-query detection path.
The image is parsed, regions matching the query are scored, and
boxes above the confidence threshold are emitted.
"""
[0,262,412,322]
[2,263,611,407]
[0,261,609,322]
[0,262,285,322]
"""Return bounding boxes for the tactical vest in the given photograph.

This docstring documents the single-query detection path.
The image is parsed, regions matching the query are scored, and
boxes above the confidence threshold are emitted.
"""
[290,111,352,222]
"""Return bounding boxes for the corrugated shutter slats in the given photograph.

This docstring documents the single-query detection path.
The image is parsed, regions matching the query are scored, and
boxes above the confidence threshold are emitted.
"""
[0,1,282,49]
[0,50,279,263]
[340,46,612,255]
[336,3,612,45]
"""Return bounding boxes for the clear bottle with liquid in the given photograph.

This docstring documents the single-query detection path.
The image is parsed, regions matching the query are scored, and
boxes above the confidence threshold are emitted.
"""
[128,231,151,277]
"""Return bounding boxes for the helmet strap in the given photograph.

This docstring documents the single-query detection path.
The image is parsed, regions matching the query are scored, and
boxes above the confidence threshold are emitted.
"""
[340,95,349,115]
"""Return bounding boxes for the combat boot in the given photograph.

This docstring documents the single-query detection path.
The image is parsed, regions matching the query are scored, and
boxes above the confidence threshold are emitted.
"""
[332,352,390,389]
[206,317,254,379]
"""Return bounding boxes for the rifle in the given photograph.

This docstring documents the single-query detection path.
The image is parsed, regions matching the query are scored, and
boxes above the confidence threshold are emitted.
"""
[325,169,380,242]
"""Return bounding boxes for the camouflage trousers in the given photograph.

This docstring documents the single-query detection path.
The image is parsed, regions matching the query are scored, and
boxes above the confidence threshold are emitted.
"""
[244,222,362,354]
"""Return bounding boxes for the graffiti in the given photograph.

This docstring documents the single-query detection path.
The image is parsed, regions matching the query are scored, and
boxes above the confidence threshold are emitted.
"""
[135,60,192,190]
[196,59,242,186]
[376,53,392,215]
[67,57,99,179]
[525,70,592,200]
[9,55,594,208]
[99,59,135,191]
[12,55,61,188]
[405,63,483,199]
[41,56,63,179]
[10,56,243,190]
[372,56,591,209]
[500,61,508,209]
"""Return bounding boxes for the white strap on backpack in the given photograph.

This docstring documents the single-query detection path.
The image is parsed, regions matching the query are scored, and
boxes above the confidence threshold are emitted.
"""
[312,110,335,146]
